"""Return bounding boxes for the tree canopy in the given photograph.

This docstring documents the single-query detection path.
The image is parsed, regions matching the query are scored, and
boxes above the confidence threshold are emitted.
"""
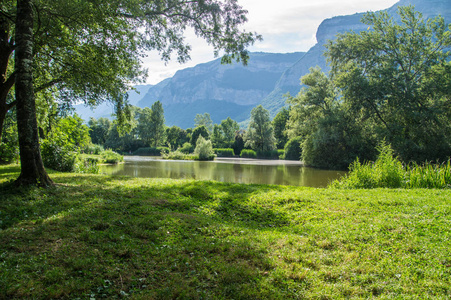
[244,105,275,152]
[326,5,451,162]
[5,0,261,185]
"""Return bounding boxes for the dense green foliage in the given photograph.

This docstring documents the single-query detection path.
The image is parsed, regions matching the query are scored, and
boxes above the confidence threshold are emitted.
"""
[326,6,451,163]
[190,125,210,145]
[100,150,124,164]
[240,149,257,158]
[194,136,214,161]
[283,136,303,161]
[272,107,290,149]
[283,6,451,170]
[244,105,276,152]
[1,166,450,298]
[332,142,451,189]
[214,148,235,157]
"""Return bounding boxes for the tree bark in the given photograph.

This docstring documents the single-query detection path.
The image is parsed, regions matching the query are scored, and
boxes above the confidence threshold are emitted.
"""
[14,0,53,186]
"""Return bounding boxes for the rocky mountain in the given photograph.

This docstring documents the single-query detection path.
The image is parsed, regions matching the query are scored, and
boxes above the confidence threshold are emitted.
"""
[137,52,305,128]
[75,84,153,121]
[76,0,450,128]
[260,0,451,117]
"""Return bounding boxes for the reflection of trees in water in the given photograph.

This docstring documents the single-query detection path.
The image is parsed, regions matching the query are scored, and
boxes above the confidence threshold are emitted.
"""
[100,158,346,187]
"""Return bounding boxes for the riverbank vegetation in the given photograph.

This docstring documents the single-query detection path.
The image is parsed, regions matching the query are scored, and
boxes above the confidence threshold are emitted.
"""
[1,165,450,299]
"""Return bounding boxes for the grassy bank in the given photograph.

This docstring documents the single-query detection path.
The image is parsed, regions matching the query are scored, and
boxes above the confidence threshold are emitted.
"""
[1,165,450,299]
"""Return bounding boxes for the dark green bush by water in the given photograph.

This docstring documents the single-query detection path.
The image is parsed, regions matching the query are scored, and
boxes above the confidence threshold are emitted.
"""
[214,148,235,157]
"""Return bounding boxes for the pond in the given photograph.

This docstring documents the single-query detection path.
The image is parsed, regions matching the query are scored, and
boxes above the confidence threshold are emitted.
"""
[99,156,346,187]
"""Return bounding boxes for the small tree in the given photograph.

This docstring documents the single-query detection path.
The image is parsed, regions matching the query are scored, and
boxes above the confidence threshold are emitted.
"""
[244,105,275,152]
[194,135,214,160]
[194,113,213,133]
[190,125,209,145]
[273,107,290,149]
[149,101,165,147]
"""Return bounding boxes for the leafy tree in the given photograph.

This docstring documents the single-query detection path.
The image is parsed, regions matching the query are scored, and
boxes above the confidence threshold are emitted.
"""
[56,115,91,150]
[149,101,165,147]
[194,135,214,160]
[14,0,53,186]
[244,105,275,152]
[272,107,290,149]
[88,117,112,146]
[137,107,152,145]
[211,124,225,148]
[190,125,210,145]
[6,0,261,185]
[232,129,246,156]
[166,126,188,151]
[326,5,451,162]
[220,117,239,147]
[194,113,213,133]
[286,67,375,169]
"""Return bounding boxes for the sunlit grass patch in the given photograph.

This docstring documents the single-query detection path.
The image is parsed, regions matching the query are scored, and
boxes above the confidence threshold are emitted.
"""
[1,165,451,298]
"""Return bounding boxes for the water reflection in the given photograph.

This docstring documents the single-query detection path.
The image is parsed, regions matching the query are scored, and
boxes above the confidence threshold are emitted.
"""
[99,156,346,187]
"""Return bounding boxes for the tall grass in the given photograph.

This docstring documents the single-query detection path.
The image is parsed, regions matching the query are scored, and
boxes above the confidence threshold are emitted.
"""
[331,142,451,189]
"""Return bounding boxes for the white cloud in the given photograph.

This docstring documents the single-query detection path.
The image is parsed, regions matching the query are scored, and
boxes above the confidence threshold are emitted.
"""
[143,0,399,84]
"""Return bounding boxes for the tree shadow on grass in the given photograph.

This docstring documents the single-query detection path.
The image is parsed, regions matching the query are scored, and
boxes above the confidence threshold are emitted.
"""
[0,175,299,299]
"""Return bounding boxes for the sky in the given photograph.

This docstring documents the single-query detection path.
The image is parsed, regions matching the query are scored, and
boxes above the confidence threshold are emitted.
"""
[141,0,399,85]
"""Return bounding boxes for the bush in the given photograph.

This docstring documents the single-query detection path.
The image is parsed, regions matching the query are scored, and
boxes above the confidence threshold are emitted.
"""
[179,142,194,154]
[194,136,214,161]
[41,139,78,172]
[284,137,303,160]
[84,144,104,155]
[256,150,280,159]
[133,147,166,156]
[0,142,19,164]
[214,148,235,157]
[74,157,99,174]
[163,151,195,160]
[240,149,257,158]
[101,150,124,164]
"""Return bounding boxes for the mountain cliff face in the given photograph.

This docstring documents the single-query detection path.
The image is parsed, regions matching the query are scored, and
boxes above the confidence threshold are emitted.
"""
[137,52,304,127]
[77,0,450,128]
[260,0,451,118]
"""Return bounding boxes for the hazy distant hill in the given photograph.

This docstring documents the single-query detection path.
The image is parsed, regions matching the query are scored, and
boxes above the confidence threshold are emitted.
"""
[77,0,450,127]
[137,52,305,128]
[75,84,152,121]
[259,0,451,118]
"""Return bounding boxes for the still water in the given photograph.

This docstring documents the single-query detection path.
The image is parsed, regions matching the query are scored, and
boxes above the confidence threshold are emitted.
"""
[99,156,346,187]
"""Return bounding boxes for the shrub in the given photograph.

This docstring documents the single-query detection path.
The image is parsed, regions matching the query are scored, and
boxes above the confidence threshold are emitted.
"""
[256,150,280,159]
[240,149,257,158]
[133,147,164,156]
[84,144,104,155]
[284,137,303,160]
[163,150,195,160]
[214,148,235,157]
[194,136,214,161]
[74,157,99,174]
[101,150,124,164]
[179,142,194,154]
[41,139,78,172]
[0,142,19,164]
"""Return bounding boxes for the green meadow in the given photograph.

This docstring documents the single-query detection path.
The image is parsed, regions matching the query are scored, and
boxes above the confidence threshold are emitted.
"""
[1,164,450,299]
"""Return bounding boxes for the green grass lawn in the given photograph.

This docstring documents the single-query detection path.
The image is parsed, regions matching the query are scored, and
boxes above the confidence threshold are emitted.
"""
[1,164,450,299]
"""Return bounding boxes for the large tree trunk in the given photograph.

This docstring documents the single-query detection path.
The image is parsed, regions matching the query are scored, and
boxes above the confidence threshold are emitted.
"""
[14,0,53,186]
